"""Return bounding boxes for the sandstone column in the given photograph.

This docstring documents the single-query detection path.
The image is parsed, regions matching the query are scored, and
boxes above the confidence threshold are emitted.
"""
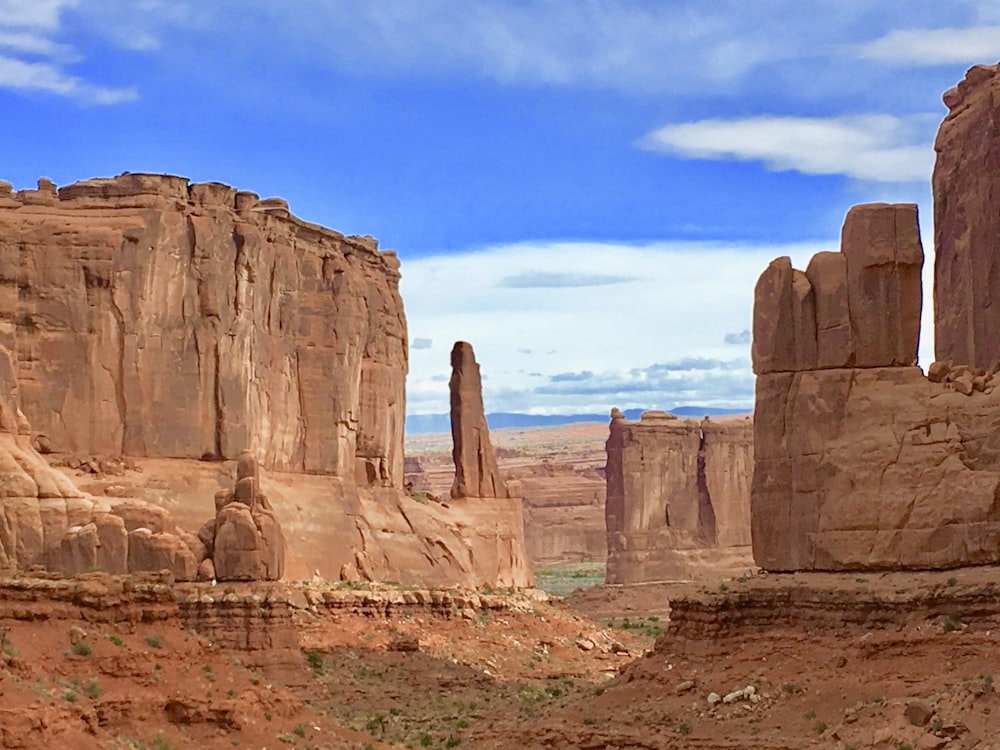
[449,341,507,499]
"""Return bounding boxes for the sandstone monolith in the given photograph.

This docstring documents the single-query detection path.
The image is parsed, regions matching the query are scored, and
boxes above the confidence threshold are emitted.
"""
[934,63,1000,369]
[752,200,1000,571]
[449,341,508,499]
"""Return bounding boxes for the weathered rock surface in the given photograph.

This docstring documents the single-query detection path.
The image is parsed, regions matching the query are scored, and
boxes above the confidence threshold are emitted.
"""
[605,409,753,584]
[0,341,197,578]
[934,63,1000,369]
[0,173,407,484]
[752,203,922,375]
[200,450,285,581]
[449,341,507,499]
[752,200,1000,571]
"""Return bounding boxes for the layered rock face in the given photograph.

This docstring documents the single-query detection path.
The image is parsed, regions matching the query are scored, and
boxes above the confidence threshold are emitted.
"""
[0,341,198,579]
[605,409,753,585]
[752,202,1000,570]
[934,63,1000,369]
[0,174,407,484]
[449,341,507,499]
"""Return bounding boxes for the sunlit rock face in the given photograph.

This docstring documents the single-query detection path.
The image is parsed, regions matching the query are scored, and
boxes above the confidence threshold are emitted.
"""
[605,409,753,584]
[752,199,1000,571]
[0,173,407,485]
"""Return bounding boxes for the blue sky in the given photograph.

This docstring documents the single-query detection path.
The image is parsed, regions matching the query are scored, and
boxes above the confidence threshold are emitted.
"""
[2,1,999,417]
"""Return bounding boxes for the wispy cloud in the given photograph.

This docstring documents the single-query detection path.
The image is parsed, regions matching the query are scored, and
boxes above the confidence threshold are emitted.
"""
[498,272,635,289]
[858,26,1000,65]
[411,337,433,350]
[639,114,936,183]
[0,0,138,103]
[724,329,751,345]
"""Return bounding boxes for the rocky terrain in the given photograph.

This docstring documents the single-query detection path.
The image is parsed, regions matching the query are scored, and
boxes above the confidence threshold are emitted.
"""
[406,421,608,568]
[2,566,1000,749]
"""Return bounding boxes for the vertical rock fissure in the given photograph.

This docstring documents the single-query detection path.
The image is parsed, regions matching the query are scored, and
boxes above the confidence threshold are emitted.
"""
[695,427,718,546]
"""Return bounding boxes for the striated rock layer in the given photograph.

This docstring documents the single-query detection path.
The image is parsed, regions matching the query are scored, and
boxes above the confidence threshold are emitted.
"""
[604,409,753,584]
[752,201,1000,570]
[934,63,1000,369]
[0,173,407,484]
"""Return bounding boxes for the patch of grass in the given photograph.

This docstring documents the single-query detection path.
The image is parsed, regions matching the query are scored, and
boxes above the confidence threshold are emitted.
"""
[782,682,800,694]
[804,709,816,720]
[306,650,325,675]
[898,743,913,750]
[108,635,124,647]
[718,583,729,592]
[72,640,92,657]
[931,719,944,732]
[678,721,692,735]
[815,720,827,734]
[63,689,78,702]
[84,678,102,699]
[145,635,164,649]
[943,612,962,632]
[419,735,433,748]
[293,723,306,738]
[583,717,596,725]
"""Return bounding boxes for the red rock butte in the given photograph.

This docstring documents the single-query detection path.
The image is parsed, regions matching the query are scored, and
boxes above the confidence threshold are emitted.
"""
[604,409,753,584]
[751,167,1000,569]
[0,173,533,588]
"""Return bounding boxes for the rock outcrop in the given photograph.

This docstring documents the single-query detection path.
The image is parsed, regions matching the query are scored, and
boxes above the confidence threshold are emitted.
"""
[449,341,507,499]
[604,409,753,584]
[0,173,407,484]
[934,63,1000,369]
[198,450,285,581]
[0,341,198,579]
[752,201,1000,570]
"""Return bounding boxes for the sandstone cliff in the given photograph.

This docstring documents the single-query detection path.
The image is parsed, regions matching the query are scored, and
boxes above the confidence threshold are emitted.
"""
[934,63,1000,369]
[0,174,407,485]
[752,202,1000,570]
[604,409,753,584]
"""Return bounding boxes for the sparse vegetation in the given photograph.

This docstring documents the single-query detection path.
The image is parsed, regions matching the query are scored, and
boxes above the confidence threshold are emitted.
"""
[293,723,306,737]
[72,640,92,657]
[678,721,692,735]
[146,635,164,649]
[84,678,102,699]
[108,634,124,647]
[804,709,816,719]
[307,650,325,675]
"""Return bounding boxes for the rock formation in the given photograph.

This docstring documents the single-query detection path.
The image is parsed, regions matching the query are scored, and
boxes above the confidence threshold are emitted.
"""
[934,63,1000,369]
[0,173,407,484]
[198,450,285,581]
[449,341,507,499]
[0,341,198,579]
[752,201,1000,570]
[604,409,753,584]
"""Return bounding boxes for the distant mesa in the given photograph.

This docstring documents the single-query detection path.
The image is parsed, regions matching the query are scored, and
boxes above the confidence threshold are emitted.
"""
[605,409,753,584]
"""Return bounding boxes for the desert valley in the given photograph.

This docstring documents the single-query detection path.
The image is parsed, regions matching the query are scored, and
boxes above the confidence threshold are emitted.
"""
[2,60,1000,750]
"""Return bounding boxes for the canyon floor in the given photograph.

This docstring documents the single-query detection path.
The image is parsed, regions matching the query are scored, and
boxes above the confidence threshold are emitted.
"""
[3,568,1000,749]
[5,422,999,749]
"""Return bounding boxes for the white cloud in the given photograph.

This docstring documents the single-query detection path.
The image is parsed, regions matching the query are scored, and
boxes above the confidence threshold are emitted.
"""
[0,0,138,103]
[639,114,936,183]
[858,26,1000,65]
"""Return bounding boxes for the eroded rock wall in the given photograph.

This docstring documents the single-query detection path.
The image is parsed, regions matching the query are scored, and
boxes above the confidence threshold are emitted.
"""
[604,409,753,584]
[752,201,1000,571]
[0,174,407,485]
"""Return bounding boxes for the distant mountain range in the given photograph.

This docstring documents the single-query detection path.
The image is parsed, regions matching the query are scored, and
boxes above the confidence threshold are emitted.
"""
[404,406,750,435]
